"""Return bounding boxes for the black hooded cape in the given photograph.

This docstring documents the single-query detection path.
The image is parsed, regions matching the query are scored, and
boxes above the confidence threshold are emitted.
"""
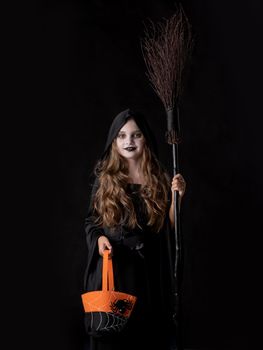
[83,109,177,350]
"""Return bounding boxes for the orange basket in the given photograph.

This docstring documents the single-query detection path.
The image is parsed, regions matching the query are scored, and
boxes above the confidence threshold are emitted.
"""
[81,250,137,336]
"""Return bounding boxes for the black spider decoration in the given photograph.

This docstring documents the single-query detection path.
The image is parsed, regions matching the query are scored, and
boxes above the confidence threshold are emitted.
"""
[110,299,133,315]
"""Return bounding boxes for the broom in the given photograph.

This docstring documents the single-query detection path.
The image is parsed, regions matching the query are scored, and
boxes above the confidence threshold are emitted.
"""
[141,4,194,348]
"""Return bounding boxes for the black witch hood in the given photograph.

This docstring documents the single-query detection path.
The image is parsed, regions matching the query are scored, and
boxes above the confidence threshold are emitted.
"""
[100,108,159,162]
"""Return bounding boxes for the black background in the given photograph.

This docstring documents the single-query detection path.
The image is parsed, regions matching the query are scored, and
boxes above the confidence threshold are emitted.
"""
[22,0,263,349]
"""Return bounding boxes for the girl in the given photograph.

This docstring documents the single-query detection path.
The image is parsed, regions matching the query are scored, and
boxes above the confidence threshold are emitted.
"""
[83,108,186,350]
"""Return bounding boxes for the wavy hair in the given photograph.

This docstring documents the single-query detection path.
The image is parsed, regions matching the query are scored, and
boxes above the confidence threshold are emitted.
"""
[93,140,170,232]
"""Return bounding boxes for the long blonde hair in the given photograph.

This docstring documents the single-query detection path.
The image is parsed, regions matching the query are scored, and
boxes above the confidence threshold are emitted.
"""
[93,141,170,232]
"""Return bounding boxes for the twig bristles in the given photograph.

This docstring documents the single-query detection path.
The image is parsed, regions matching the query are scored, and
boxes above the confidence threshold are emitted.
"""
[141,4,194,110]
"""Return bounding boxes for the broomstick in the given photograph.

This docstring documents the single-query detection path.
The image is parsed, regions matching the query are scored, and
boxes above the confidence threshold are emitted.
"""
[141,4,193,349]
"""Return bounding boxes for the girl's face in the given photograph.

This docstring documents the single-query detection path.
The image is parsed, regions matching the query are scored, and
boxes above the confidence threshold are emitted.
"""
[115,119,145,161]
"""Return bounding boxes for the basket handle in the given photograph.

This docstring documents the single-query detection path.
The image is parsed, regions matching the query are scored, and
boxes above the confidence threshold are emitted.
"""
[102,250,114,291]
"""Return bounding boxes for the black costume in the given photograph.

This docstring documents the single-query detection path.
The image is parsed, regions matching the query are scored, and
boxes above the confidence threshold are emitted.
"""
[83,109,176,350]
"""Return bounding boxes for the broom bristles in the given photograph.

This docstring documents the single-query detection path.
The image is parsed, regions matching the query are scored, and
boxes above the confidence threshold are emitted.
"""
[141,4,194,110]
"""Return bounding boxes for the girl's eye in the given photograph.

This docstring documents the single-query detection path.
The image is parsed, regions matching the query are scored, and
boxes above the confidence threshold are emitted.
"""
[117,133,126,139]
[117,132,142,139]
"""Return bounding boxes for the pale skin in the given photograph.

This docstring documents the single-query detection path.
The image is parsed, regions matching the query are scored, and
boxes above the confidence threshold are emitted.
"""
[98,119,186,257]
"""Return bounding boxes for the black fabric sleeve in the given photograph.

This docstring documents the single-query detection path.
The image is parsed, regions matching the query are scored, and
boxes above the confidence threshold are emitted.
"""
[84,215,104,250]
[83,179,104,291]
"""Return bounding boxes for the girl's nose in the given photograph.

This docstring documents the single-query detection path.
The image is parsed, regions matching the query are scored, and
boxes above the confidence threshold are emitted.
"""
[127,135,135,144]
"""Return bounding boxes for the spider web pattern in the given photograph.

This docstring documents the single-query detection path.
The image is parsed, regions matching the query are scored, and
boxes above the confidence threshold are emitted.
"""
[85,312,128,335]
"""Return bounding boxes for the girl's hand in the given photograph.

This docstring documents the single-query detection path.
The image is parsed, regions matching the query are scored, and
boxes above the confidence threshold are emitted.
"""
[171,173,186,199]
[98,235,113,257]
